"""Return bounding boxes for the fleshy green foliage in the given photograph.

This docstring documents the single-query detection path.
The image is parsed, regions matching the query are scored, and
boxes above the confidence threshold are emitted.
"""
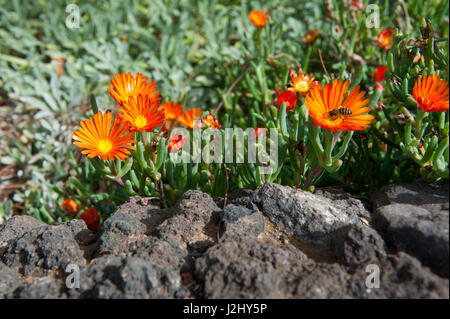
[385,21,449,181]
[0,0,448,224]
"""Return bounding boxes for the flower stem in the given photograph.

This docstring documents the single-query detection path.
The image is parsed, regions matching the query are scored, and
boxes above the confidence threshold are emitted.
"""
[304,165,324,188]
[303,45,312,72]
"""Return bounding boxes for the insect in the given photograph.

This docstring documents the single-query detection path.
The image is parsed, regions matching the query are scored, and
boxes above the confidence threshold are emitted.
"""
[327,106,352,121]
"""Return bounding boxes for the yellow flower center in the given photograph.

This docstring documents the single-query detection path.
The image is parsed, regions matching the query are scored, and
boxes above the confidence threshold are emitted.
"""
[296,80,310,93]
[134,115,148,129]
[97,139,113,155]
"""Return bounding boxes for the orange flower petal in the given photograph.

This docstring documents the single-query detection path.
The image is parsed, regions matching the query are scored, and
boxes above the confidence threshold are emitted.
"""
[248,10,269,28]
[413,74,449,112]
[178,108,203,129]
[119,94,166,132]
[108,72,161,106]
[61,199,79,216]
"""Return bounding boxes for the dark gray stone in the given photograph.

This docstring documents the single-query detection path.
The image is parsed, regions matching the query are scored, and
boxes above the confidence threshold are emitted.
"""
[93,196,168,258]
[373,204,449,277]
[291,252,448,299]
[315,187,371,222]
[291,262,353,298]
[195,234,308,298]
[1,222,87,276]
[227,188,255,208]
[101,212,147,236]
[74,255,180,299]
[93,198,188,273]
[94,212,147,257]
[112,196,169,233]
[153,190,221,252]
[128,236,188,272]
[220,204,264,237]
[7,277,67,299]
[252,183,365,244]
[1,187,448,299]
[212,196,225,209]
[332,223,387,268]
[0,264,25,298]
[351,252,449,299]
[371,180,449,214]
[0,215,45,249]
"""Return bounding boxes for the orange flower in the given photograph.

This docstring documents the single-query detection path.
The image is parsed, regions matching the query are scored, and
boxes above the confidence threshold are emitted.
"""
[79,207,100,232]
[118,94,165,132]
[161,101,184,121]
[373,66,388,82]
[168,133,188,153]
[178,108,203,129]
[73,111,136,161]
[413,74,449,112]
[277,90,297,110]
[108,72,161,106]
[303,29,318,45]
[61,199,79,216]
[377,27,394,50]
[305,79,374,132]
[160,101,184,131]
[201,113,221,129]
[248,10,269,28]
[288,68,316,95]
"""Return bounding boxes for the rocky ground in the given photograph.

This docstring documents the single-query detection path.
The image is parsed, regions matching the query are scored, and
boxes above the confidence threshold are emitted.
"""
[0,180,448,299]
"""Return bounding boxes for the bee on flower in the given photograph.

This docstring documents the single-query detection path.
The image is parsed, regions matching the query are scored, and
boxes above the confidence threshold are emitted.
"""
[305,79,374,132]
[248,10,269,28]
